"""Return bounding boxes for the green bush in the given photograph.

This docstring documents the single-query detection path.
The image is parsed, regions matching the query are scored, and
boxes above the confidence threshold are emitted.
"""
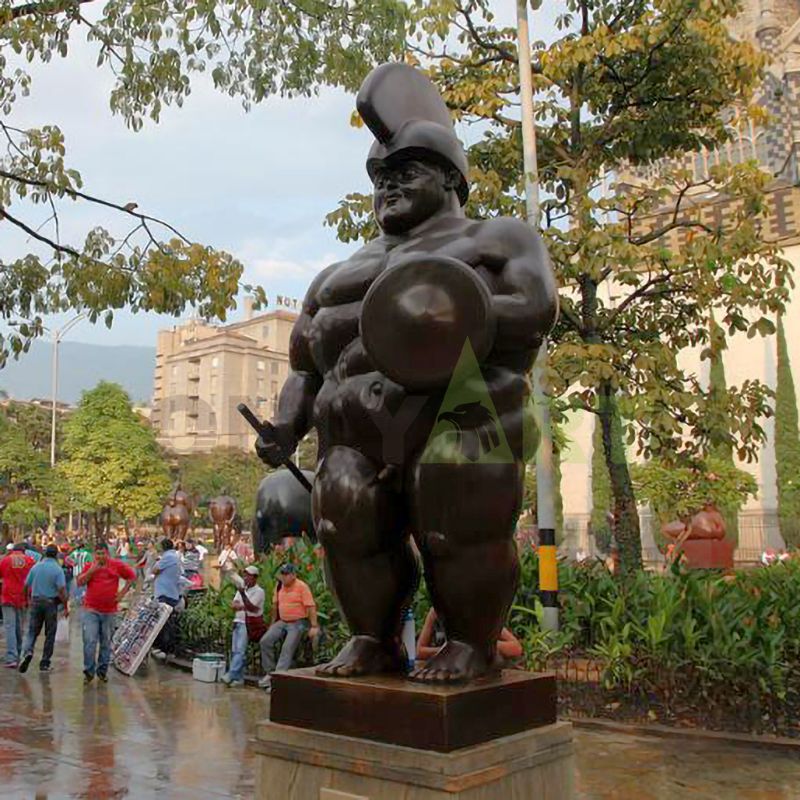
[177,540,800,733]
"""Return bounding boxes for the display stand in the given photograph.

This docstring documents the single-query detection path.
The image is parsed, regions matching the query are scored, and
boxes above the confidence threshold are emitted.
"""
[112,597,173,676]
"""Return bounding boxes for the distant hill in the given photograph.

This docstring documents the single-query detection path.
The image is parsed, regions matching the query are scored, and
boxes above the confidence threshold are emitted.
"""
[0,340,155,405]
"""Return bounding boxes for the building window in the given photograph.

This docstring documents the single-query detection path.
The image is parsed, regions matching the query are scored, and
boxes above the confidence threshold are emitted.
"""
[262,325,270,340]
[271,381,278,396]
[187,416,197,433]
[212,356,219,369]
[257,360,265,371]
[271,361,279,376]
[210,375,218,393]
[257,378,265,395]
[171,365,178,377]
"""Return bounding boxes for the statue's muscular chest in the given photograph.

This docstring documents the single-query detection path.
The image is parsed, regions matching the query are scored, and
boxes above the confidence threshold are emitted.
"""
[308,222,493,376]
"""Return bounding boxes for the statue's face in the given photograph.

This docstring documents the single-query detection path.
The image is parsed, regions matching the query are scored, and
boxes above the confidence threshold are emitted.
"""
[373,159,448,234]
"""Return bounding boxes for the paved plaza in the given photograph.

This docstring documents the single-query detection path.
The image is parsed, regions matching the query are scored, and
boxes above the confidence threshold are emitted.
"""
[0,623,799,798]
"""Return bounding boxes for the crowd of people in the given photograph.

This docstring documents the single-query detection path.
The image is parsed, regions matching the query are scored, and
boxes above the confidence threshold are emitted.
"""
[0,528,257,680]
[1,528,523,691]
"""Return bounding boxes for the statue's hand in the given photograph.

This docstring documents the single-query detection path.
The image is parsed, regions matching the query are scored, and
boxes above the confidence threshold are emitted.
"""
[255,425,297,468]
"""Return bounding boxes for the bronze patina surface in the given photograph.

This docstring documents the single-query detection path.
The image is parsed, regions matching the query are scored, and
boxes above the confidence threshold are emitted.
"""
[269,667,557,752]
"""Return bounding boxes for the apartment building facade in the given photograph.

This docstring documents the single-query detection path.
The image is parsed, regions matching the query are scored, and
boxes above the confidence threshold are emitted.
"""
[152,304,297,454]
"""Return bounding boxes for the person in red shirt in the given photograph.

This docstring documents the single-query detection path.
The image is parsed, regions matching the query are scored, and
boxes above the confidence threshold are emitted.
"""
[76,542,136,683]
[0,543,36,667]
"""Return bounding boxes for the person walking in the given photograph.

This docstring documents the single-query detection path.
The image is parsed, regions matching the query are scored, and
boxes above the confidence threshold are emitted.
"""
[77,542,137,683]
[19,544,69,674]
[66,541,92,604]
[258,563,319,692]
[151,539,183,656]
[221,565,265,687]
[0,543,35,668]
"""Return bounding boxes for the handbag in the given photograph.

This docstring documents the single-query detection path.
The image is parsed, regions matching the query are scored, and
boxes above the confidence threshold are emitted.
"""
[246,614,268,643]
[55,616,70,644]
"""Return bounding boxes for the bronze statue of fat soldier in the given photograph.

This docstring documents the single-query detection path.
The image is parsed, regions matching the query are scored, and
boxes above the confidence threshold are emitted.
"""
[255,63,558,683]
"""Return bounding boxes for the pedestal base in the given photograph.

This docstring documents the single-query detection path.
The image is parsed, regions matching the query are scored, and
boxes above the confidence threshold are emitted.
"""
[255,719,575,799]
[270,668,556,752]
[681,538,735,569]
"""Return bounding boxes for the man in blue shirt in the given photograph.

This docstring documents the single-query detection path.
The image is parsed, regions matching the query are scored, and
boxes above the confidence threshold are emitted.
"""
[19,544,69,673]
[152,539,183,656]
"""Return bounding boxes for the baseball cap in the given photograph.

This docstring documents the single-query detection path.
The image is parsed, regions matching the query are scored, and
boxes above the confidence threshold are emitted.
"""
[244,565,260,576]
[278,563,296,575]
[45,544,59,558]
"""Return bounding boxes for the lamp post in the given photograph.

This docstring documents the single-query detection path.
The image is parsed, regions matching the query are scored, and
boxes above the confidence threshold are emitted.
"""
[47,312,87,531]
[516,0,559,630]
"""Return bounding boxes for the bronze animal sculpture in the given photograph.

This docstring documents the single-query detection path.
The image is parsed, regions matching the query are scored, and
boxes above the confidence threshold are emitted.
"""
[160,498,190,541]
[254,63,557,684]
[209,495,237,550]
[252,469,316,552]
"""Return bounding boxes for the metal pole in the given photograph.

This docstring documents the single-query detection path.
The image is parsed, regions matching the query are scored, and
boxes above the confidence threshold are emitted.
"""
[50,332,59,469]
[516,0,558,631]
[48,331,59,534]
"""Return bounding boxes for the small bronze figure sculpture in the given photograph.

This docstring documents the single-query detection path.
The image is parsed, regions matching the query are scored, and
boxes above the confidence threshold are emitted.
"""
[255,63,557,683]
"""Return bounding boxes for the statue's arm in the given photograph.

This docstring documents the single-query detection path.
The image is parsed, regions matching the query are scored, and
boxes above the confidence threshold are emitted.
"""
[273,266,333,441]
[481,219,559,353]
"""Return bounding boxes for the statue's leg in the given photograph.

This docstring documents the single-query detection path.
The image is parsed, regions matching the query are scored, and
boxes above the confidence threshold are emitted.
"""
[409,460,522,683]
[314,445,418,677]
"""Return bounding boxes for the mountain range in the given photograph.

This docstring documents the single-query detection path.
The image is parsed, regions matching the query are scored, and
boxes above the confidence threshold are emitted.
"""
[0,340,156,405]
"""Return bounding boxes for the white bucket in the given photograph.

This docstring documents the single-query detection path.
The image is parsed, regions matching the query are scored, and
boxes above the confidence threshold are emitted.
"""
[192,657,225,683]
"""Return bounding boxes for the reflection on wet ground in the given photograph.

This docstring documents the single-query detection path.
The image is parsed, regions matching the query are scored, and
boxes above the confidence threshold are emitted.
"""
[1,621,798,798]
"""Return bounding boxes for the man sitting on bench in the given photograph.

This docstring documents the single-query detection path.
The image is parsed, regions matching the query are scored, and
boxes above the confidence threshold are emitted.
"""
[258,563,319,691]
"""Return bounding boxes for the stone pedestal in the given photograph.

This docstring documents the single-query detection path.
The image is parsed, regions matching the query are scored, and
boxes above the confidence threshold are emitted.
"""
[255,719,575,799]
[255,669,574,799]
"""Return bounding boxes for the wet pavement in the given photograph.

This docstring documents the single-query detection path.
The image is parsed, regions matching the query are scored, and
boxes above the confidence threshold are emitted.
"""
[1,618,799,798]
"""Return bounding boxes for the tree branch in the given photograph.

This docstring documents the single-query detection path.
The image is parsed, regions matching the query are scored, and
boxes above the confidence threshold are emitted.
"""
[0,168,192,244]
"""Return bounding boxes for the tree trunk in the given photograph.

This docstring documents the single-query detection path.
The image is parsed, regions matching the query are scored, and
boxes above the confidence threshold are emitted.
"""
[597,384,642,574]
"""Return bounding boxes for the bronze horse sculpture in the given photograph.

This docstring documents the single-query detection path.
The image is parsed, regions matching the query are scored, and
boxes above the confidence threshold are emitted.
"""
[160,486,193,541]
[209,495,236,550]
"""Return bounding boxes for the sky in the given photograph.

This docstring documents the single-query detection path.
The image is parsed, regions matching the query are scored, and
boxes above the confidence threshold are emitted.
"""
[2,2,561,349]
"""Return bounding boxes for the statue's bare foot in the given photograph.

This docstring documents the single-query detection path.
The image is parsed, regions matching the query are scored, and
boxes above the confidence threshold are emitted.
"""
[316,635,405,678]
[409,640,495,684]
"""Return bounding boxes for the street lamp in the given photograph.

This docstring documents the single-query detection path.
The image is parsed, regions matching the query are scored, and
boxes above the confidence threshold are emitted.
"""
[515,0,559,631]
[47,312,87,531]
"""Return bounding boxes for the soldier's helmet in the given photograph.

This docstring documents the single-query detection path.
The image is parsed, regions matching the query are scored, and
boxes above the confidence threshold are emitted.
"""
[357,63,469,206]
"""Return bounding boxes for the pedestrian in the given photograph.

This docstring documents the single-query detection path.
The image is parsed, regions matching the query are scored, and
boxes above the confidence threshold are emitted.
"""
[77,542,137,683]
[221,565,265,687]
[66,541,92,603]
[258,563,319,692]
[151,539,183,656]
[215,538,238,583]
[0,543,35,668]
[18,544,69,674]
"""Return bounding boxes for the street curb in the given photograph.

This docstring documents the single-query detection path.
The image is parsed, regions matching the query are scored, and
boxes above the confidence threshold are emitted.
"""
[569,716,800,754]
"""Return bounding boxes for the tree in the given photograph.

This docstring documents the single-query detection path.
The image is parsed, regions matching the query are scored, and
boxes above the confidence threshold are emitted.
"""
[590,413,614,554]
[327,0,791,574]
[0,0,408,365]
[706,318,739,544]
[775,315,800,547]
[1,399,64,456]
[632,456,757,527]
[0,407,61,534]
[59,382,171,531]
